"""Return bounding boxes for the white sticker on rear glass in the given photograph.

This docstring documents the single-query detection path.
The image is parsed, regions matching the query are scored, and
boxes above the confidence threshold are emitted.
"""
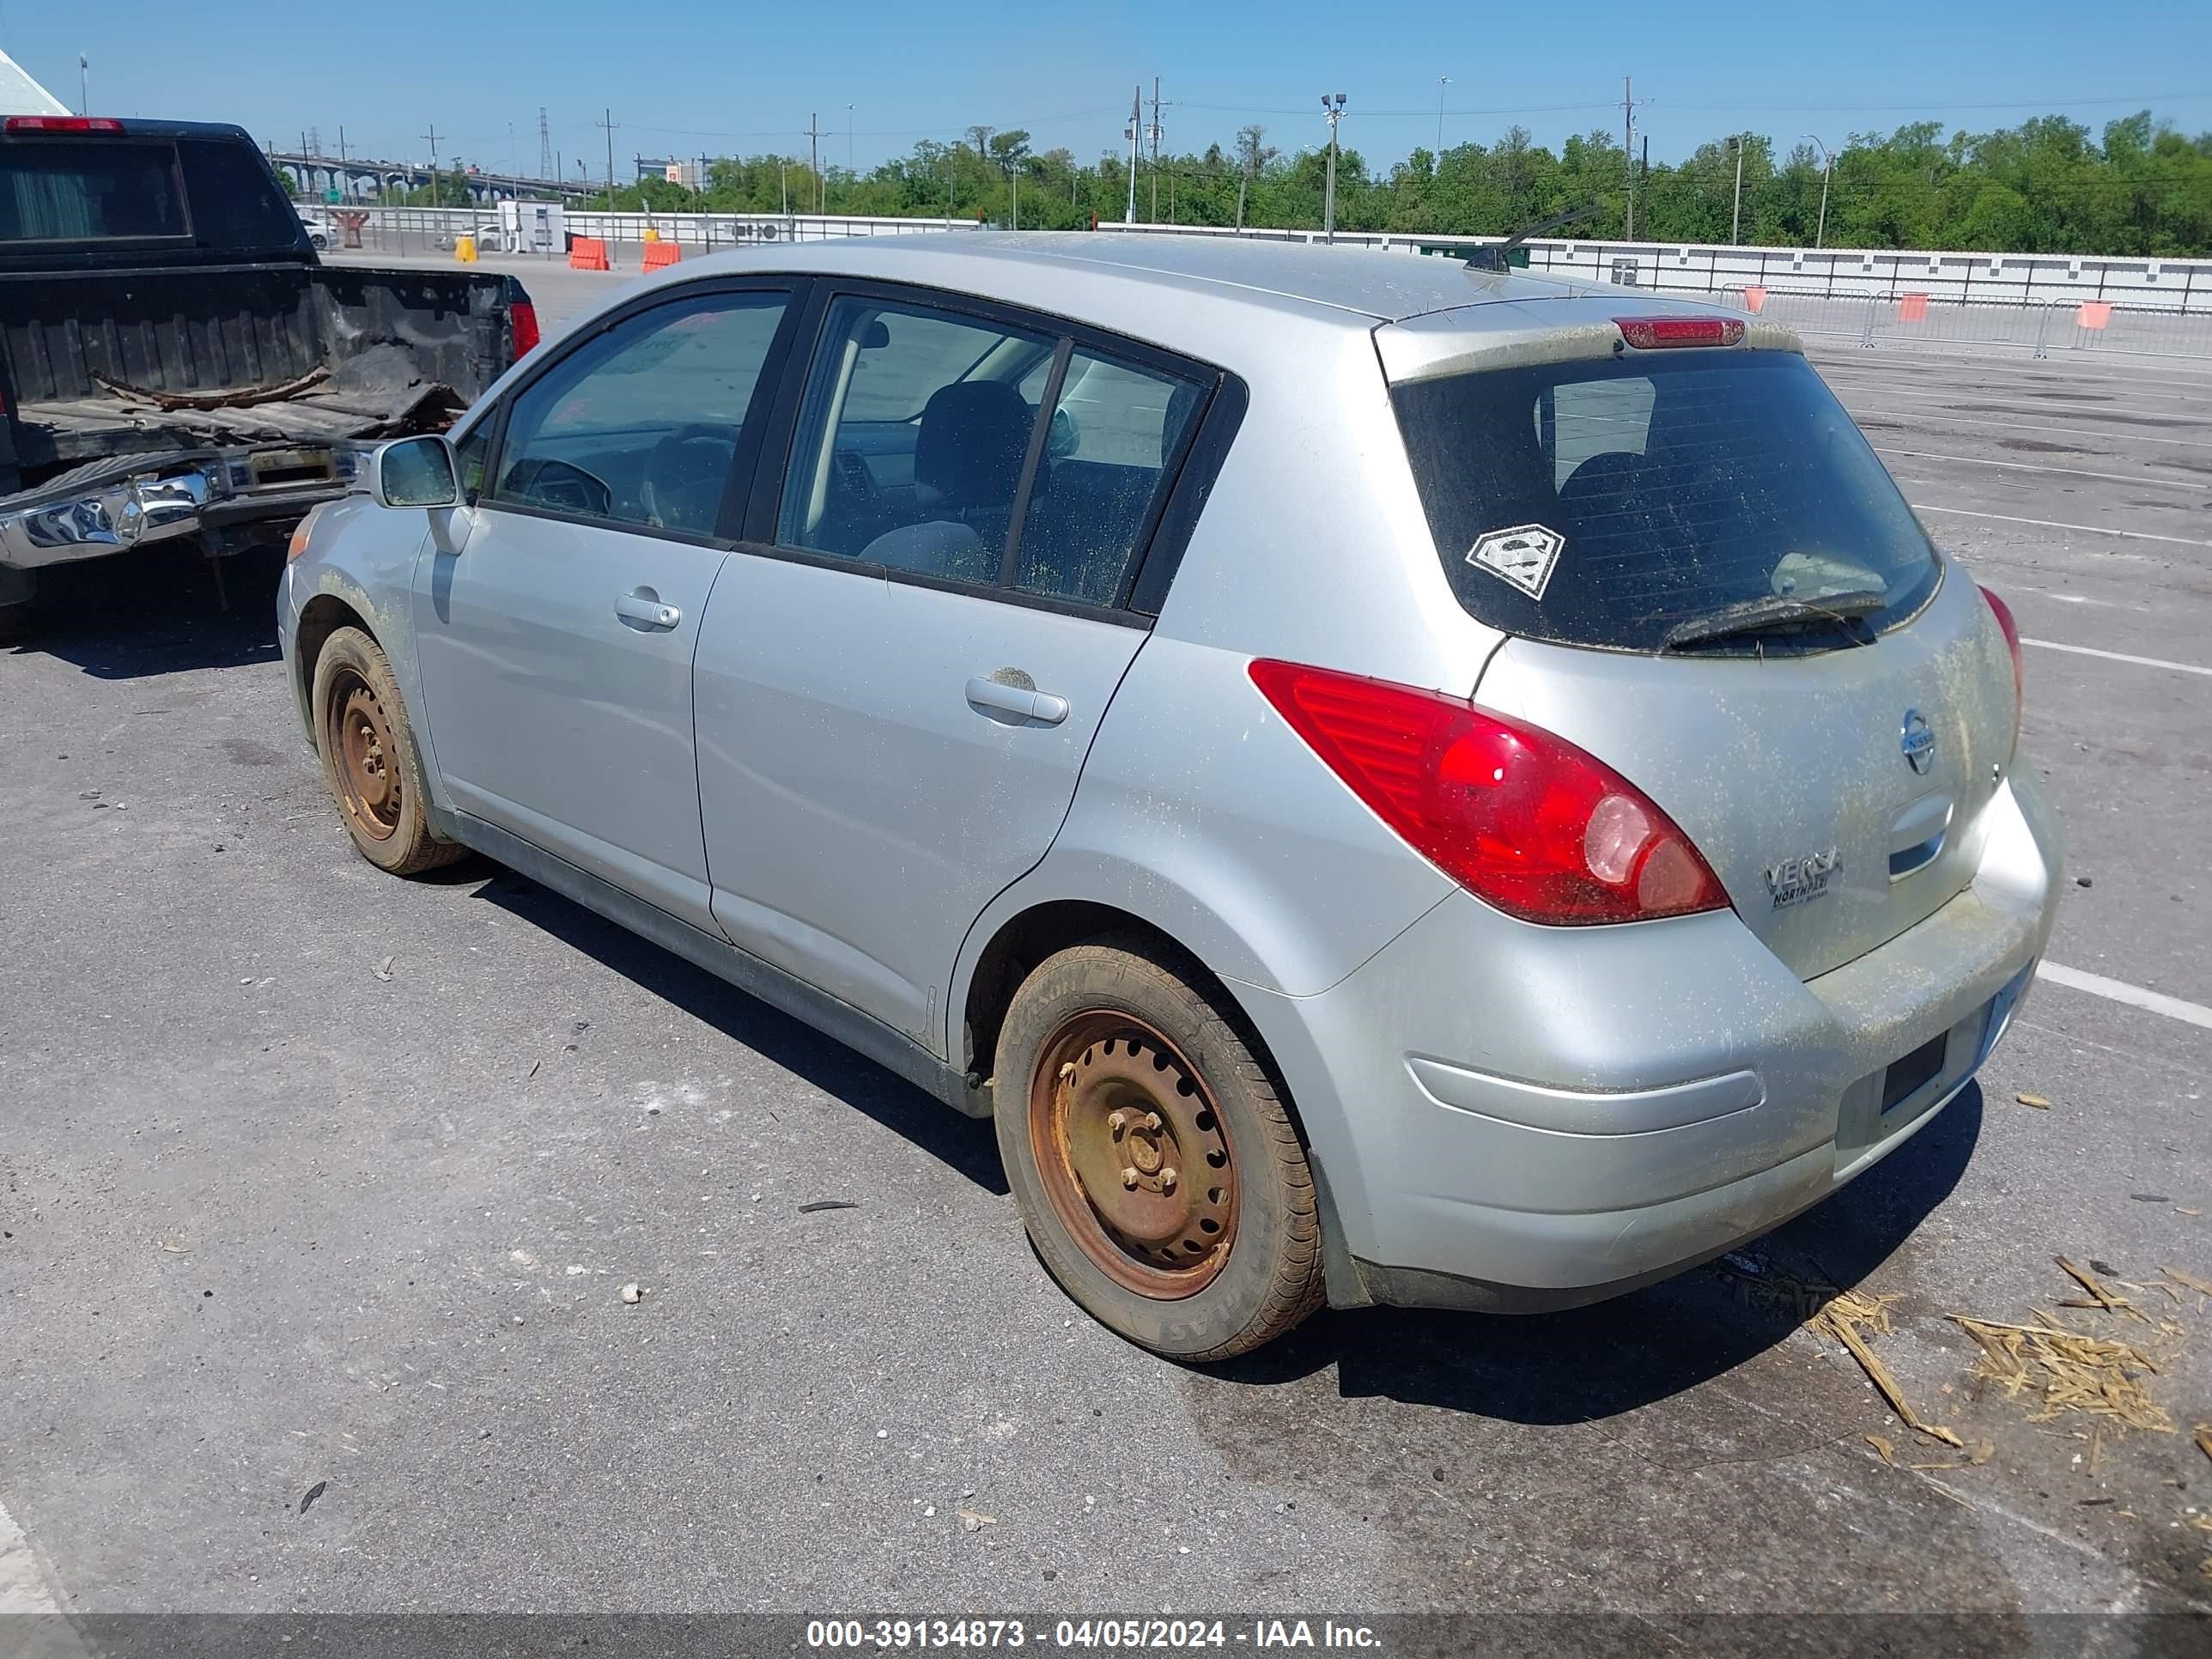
[1467,524,1565,600]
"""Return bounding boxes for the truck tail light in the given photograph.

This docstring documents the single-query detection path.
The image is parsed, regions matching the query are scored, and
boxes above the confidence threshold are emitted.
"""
[4,116,125,134]
[1614,315,1744,349]
[1249,659,1731,926]
[1979,585,2024,760]
[510,300,540,357]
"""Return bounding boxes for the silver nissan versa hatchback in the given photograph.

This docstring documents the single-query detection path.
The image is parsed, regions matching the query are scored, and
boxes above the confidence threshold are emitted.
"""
[279,234,2062,1359]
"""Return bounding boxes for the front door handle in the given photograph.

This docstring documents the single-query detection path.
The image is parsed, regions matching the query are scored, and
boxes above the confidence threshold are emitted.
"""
[965,674,1069,726]
[616,589,682,630]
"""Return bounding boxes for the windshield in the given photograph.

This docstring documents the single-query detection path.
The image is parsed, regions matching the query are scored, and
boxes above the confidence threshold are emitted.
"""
[1389,349,1941,653]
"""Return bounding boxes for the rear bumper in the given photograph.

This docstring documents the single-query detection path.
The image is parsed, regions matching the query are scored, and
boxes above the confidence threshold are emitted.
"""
[1234,770,2063,1311]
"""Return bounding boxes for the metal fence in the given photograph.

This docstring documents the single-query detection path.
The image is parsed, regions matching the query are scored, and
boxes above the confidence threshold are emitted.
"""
[1721,288,2212,362]
[325,205,981,260]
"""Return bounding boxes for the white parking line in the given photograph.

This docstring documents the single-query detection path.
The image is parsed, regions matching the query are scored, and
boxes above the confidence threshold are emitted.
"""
[0,1500,59,1613]
[1873,445,2204,491]
[1910,503,2212,548]
[2038,963,2212,1032]
[2022,637,2212,677]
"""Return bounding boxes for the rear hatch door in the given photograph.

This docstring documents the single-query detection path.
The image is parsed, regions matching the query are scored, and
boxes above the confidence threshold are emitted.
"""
[1380,304,2019,978]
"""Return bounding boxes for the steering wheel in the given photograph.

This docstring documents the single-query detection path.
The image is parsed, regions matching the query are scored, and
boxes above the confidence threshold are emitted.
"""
[505,455,612,519]
[640,422,738,534]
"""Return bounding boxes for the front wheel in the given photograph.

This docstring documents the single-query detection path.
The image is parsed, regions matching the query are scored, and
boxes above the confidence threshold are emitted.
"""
[994,938,1324,1360]
[310,625,466,875]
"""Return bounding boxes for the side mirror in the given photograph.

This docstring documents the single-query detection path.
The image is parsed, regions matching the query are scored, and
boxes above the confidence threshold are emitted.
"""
[370,435,461,509]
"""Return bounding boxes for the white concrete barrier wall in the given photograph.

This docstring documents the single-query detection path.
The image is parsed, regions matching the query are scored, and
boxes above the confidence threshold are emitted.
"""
[1094,222,2212,314]
[335,205,2209,313]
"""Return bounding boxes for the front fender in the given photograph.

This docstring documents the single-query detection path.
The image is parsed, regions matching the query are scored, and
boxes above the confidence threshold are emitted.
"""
[283,495,438,799]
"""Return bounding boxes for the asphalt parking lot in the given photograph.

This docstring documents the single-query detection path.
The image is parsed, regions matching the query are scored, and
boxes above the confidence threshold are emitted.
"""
[3,252,2209,1629]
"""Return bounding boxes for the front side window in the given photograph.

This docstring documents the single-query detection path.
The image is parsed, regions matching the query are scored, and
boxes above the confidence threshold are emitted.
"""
[1391,350,1940,653]
[776,297,1054,581]
[490,289,788,537]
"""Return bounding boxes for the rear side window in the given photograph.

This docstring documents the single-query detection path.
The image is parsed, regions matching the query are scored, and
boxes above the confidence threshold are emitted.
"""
[1390,351,1940,653]
[0,141,185,241]
[1017,350,1205,605]
[176,139,302,251]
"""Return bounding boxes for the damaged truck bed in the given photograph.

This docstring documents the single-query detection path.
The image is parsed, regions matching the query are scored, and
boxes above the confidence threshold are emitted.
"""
[0,114,532,627]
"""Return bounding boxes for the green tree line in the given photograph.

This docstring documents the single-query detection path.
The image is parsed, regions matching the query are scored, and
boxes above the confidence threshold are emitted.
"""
[573,111,2211,256]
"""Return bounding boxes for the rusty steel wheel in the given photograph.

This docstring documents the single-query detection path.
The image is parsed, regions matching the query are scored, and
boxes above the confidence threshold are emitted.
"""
[309,625,466,876]
[994,937,1324,1360]
[1029,1012,1238,1298]
[325,667,403,842]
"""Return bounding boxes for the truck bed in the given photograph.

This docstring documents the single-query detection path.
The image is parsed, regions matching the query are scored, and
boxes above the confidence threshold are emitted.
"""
[1,261,516,480]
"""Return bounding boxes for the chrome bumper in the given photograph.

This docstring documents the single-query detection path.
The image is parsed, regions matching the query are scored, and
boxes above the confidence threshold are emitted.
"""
[0,449,362,570]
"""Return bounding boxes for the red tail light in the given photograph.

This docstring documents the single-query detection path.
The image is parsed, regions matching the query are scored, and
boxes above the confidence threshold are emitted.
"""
[1249,660,1731,926]
[1979,585,2024,758]
[510,300,540,357]
[1614,315,1744,349]
[4,116,125,134]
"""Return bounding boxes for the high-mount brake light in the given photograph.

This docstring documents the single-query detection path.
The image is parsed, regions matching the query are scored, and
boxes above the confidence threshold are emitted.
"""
[1249,659,1732,926]
[1613,315,1745,349]
[3,116,125,134]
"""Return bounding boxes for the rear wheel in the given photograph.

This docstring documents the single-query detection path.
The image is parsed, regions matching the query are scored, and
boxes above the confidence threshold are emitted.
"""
[310,625,465,875]
[994,938,1323,1360]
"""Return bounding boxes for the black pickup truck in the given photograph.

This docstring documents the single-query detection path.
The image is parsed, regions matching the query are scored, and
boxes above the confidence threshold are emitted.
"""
[0,115,536,637]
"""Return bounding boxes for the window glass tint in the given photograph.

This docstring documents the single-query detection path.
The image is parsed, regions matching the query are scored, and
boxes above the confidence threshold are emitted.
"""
[778,297,1052,582]
[1015,351,1205,605]
[0,142,185,241]
[492,290,786,536]
[177,139,302,251]
[1391,351,1940,653]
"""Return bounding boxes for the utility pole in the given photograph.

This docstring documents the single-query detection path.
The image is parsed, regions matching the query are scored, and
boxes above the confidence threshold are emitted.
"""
[422,124,440,208]
[1321,93,1346,243]
[597,108,617,202]
[1124,86,1140,224]
[1147,78,1163,222]
[335,126,349,202]
[808,112,821,213]
[1802,133,1833,249]
[1730,134,1746,245]
[1621,76,1635,240]
[538,107,552,181]
[1436,76,1450,156]
[846,103,854,178]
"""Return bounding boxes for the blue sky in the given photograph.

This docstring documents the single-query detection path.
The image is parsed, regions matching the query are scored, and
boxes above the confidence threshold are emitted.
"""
[4,1,2206,176]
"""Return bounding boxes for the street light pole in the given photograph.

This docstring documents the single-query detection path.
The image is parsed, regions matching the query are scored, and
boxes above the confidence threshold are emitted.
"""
[1730,134,1746,246]
[1802,133,1832,249]
[1435,76,1449,156]
[1321,93,1346,243]
[78,55,89,115]
[1124,84,1140,224]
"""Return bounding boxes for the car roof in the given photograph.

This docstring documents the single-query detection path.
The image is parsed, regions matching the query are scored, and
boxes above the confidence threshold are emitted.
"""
[667,230,1638,330]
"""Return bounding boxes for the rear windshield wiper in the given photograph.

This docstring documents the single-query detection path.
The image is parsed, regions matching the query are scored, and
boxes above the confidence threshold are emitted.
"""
[1660,589,1889,653]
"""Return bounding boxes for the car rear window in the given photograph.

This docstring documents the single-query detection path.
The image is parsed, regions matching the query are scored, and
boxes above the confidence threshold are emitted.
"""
[0,140,186,241]
[1389,349,1941,653]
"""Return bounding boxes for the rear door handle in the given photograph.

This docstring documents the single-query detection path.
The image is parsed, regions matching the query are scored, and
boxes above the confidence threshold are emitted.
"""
[965,675,1069,726]
[616,590,682,630]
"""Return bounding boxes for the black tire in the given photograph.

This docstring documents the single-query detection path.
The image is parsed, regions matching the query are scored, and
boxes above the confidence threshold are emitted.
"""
[0,601,29,646]
[309,625,466,876]
[994,936,1323,1360]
